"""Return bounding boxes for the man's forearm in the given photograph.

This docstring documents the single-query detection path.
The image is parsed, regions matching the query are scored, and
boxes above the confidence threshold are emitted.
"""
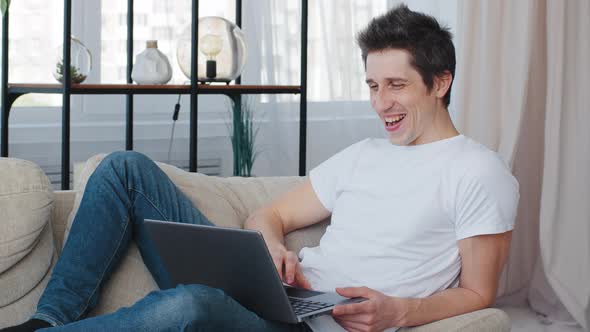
[244,208,287,250]
[397,287,490,327]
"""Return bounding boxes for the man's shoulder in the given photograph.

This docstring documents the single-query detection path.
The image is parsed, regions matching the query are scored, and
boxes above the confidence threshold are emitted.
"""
[449,136,514,182]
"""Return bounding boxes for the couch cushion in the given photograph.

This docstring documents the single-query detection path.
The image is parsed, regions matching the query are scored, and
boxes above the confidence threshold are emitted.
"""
[0,158,54,307]
[68,154,329,248]
[400,308,510,332]
[0,250,56,328]
[158,162,331,253]
[0,223,54,307]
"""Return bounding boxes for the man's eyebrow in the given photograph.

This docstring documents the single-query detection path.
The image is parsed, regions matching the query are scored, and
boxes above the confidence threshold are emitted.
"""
[365,77,409,84]
[385,77,408,82]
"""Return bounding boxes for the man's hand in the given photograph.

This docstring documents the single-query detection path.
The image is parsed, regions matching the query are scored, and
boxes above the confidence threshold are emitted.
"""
[243,179,329,291]
[332,286,410,332]
[269,244,312,290]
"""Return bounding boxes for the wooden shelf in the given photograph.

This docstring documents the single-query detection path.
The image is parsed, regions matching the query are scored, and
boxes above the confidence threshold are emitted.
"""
[7,83,301,95]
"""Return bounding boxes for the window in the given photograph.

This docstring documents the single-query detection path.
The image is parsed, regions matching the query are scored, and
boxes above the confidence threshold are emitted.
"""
[257,0,458,103]
[0,0,63,106]
[100,0,235,84]
[0,1,457,104]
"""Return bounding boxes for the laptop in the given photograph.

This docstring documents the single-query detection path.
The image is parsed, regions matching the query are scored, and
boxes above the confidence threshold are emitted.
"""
[144,219,364,324]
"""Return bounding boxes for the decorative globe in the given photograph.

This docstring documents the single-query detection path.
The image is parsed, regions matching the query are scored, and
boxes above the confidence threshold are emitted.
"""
[176,17,247,83]
[53,35,92,84]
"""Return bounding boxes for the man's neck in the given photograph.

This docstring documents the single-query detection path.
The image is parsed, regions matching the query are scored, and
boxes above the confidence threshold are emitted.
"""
[412,106,460,145]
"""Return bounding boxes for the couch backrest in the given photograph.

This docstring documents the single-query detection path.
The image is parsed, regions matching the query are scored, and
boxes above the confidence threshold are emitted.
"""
[69,154,331,255]
[163,164,331,254]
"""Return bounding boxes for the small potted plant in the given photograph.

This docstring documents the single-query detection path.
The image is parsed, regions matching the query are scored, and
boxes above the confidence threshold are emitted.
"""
[52,36,93,84]
[228,96,260,177]
[54,60,88,84]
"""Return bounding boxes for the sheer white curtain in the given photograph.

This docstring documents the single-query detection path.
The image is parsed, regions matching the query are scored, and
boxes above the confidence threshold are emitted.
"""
[241,0,458,176]
[241,0,390,176]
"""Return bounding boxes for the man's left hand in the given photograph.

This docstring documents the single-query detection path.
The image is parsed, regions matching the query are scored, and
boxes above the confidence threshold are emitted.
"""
[332,286,409,332]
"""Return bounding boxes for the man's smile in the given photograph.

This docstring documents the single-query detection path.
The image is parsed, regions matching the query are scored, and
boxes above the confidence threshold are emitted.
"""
[384,113,407,132]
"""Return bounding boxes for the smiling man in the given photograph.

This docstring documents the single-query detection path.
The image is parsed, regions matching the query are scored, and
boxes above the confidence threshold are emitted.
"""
[3,4,518,332]
[246,4,519,332]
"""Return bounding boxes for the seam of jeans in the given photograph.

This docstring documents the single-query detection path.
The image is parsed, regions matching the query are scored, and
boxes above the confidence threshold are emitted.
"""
[31,312,64,327]
[73,214,131,321]
[129,188,171,221]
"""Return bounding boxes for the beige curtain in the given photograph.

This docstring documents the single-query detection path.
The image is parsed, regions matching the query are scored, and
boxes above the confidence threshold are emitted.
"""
[535,0,590,329]
[454,0,543,299]
[454,0,537,166]
[456,0,590,329]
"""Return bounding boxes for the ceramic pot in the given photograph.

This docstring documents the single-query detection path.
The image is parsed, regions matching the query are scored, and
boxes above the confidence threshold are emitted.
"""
[131,40,172,84]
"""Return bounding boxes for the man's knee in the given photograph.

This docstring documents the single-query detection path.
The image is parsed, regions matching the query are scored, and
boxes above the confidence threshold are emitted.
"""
[103,150,152,168]
[161,284,226,318]
[98,151,155,180]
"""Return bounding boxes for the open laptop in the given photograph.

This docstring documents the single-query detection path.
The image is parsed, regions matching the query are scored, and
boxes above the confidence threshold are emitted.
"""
[144,219,363,324]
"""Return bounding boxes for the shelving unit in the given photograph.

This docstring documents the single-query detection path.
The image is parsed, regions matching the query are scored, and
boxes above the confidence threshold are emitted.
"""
[1,0,309,189]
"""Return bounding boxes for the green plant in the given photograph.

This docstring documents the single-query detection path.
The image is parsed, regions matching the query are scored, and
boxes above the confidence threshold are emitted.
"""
[228,96,260,177]
[55,60,87,83]
[1,0,10,16]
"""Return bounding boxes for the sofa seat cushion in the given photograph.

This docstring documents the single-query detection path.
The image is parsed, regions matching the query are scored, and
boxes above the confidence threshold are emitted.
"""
[0,158,54,307]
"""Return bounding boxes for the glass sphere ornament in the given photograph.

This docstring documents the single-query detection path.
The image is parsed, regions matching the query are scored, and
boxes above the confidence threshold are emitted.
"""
[53,35,92,84]
[176,17,247,83]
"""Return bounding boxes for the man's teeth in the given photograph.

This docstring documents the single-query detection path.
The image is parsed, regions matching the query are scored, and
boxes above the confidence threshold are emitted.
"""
[385,114,406,125]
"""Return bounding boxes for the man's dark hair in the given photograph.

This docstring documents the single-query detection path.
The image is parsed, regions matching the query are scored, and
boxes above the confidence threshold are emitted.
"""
[357,4,456,107]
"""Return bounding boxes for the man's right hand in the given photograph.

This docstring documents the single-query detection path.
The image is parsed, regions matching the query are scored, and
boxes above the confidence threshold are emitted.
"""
[243,179,329,291]
[269,244,312,290]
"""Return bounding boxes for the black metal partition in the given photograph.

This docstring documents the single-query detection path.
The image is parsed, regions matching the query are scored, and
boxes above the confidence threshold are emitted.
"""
[61,0,72,191]
[126,0,134,151]
[0,0,309,189]
[0,10,8,159]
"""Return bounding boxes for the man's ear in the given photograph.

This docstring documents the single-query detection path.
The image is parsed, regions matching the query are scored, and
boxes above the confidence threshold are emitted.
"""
[433,71,453,99]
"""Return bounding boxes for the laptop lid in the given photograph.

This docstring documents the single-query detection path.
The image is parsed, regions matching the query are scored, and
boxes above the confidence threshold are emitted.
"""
[143,219,300,324]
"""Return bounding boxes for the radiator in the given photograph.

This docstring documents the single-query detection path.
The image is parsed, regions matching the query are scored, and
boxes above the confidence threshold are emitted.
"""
[43,158,223,190]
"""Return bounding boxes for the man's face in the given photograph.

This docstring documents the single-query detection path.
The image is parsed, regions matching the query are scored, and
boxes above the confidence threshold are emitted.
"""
[365,48,440,146]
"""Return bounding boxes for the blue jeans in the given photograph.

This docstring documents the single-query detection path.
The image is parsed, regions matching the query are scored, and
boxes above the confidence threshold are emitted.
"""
[32,151,308,332]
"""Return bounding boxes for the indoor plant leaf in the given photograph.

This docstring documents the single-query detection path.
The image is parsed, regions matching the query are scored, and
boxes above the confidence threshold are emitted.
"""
[1,0,10,16]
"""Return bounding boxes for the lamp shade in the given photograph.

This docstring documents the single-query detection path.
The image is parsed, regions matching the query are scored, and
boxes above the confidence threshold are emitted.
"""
[176,16,247,83]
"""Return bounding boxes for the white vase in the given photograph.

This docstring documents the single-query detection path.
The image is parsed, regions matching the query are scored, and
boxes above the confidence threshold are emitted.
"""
[131,40,172,84]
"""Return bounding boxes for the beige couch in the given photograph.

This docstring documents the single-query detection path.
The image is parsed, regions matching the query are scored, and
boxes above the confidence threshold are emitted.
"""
[0,155,510,331]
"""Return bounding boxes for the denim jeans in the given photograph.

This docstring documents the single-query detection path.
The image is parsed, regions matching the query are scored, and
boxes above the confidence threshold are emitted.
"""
[32,151,309,332]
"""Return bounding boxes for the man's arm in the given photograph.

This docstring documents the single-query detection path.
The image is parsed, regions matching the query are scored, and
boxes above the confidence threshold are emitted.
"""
[333,231,512,330]
[244,179,330,286]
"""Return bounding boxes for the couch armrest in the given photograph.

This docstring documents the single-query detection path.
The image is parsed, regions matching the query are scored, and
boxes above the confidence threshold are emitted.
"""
[51,190,77,252]
[401,308,510,332]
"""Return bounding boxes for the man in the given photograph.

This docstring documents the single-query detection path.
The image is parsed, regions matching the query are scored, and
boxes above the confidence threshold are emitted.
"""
[3,4,518,332]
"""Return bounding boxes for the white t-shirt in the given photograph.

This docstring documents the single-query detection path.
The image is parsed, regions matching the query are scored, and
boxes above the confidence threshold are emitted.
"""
[301,135,519,332]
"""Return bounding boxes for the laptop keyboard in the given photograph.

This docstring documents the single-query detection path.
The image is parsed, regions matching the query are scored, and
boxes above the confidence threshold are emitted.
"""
[289,298,333,315]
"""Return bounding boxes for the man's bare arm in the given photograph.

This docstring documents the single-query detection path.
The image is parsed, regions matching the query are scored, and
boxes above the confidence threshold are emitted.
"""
[397,231,513,326]
[333,231,512,330]
[244,179,330,286]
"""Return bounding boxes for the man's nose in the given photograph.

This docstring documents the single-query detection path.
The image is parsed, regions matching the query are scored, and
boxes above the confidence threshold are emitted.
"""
[373,88,394,112]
